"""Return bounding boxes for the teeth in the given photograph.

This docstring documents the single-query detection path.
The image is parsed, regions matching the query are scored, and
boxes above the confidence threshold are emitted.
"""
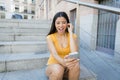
[60,28,63,30]
[59,28,63,31]
[58,27,65,33]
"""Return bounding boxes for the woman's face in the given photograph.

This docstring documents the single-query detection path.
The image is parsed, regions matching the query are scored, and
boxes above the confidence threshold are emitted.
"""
[55,17,67,34]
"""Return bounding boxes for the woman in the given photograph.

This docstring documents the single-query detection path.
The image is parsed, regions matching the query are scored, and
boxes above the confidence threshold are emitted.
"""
[46,12,80,80]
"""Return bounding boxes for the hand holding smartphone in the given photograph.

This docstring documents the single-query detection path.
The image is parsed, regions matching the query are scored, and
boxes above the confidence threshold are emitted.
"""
[68,52,79,59]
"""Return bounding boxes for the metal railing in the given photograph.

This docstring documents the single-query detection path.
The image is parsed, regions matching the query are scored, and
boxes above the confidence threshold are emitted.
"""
[65,0,120,14]
[63,0,120,58]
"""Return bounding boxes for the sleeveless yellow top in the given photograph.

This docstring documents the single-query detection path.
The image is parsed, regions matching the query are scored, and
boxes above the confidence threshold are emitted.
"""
[47,32,77,65]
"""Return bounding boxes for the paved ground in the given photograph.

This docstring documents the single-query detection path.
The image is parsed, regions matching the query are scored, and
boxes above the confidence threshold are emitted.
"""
[0,68,47,80]
[80,47,120,80]
[0,62,96,80]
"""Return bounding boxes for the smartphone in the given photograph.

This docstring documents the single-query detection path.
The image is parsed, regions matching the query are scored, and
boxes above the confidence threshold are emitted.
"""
[68,52,79,59]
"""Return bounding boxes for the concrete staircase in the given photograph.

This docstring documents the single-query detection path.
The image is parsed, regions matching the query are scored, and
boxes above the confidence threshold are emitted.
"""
[0,64,96,80]
[0,19,97,80]
[0,19,50,72]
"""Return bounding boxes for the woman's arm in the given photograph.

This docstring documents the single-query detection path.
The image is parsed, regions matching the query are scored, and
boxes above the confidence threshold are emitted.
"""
[46,36,65,66]
[68,23,78,52]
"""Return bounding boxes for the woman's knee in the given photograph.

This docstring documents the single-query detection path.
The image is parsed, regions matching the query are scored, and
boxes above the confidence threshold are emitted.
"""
[46,64,65,77]
[74,62,80,72]
[68,62,80,78]
[69,62,80,71]
[75,62,80,69]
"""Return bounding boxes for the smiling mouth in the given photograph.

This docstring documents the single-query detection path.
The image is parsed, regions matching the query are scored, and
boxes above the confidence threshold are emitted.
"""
[58,28,64,32]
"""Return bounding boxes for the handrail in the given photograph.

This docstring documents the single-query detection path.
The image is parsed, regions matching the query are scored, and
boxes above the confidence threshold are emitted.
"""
[63,0,120,56]
[64,0,120,14]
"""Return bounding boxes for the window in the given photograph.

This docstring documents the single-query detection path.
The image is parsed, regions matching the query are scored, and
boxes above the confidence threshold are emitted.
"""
[31,11,35,14]
[12,14,22,19]
[15,5,19,12]
[0,6,5,11]
[24,6,27,13]
[31,16,34,19]
[24,15,28,19]
[24,10,27,13]
[31,7,35,14]
[0,13,5,19]
[32,0,35,3]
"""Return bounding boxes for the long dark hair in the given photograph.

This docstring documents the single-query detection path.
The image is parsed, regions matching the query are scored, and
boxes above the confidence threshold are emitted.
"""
[47,12,70,35]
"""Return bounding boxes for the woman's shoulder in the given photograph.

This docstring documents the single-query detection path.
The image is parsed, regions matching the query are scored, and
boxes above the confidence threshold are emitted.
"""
[47,33,56,40]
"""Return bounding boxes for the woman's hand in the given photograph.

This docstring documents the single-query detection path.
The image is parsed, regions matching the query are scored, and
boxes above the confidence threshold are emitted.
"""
[63,55,79,70]
[67,23,74,33]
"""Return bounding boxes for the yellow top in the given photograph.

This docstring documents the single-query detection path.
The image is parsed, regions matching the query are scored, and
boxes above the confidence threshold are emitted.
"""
[47,32,77,65]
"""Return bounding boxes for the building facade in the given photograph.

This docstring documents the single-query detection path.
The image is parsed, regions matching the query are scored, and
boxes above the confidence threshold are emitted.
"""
[0,0,41,19]
[40,0,120,61]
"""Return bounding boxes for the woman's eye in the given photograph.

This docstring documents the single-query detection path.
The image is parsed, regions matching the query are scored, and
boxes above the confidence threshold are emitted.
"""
[56,21,66,25]
[62,22,65,24]
[56,22,60,24]
[62,21,67,24]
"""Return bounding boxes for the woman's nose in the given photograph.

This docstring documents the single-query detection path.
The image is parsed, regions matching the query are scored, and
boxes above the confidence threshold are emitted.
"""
[59,23,63,27]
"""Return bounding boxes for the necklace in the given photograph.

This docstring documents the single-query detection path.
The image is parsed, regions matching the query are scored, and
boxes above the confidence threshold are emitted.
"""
[56,33,68,49]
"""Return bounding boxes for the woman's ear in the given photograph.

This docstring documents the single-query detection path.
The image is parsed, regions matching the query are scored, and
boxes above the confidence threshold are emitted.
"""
[67,23,70,28]
[67,25,70,28]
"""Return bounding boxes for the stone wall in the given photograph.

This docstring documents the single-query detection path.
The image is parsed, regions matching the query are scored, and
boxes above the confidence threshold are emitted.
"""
[115,19,120,63]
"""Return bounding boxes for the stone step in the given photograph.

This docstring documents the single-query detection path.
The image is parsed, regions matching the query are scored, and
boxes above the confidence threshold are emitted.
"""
[0,64,97,80]
[0,33,48,35]
[0,20,50,41]
[0,41,47,54]
[0,33,47,41]
[18,24,50,29]
[0,52,49,72]
[0,28,49,33]
[0,19,51,28]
